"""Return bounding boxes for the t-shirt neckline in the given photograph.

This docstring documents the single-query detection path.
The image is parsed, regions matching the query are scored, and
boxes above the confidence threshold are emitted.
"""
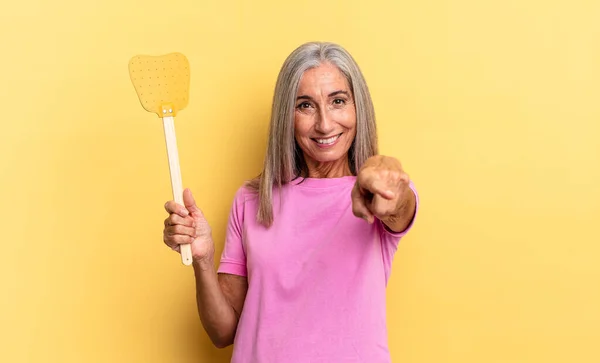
[288,175,356,189]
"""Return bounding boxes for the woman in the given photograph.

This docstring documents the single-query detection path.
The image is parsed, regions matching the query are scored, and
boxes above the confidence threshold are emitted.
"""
[163,42,419,363]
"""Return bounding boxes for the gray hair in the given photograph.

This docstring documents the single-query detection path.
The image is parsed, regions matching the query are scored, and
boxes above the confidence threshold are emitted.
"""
[247,42,378,227]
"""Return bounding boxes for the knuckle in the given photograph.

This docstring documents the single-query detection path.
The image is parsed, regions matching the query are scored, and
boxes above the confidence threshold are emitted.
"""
[389,170,401,180]
[371,207,383,217]
[372,202,389,216]
[400,173,410,184]
[352,198,365,211]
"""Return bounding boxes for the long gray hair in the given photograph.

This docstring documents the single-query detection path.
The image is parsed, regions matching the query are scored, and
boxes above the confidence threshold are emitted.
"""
[247,42,378,227]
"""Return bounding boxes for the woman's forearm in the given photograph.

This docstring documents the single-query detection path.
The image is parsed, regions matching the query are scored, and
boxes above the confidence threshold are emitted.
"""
[382,186,417,233]
[192,259,239,348]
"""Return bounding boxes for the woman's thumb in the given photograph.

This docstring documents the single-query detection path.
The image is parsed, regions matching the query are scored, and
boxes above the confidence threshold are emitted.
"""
[183,188,201,214]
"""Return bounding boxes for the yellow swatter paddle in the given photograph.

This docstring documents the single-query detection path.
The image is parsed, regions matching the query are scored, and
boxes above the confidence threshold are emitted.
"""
[128,52,193,266]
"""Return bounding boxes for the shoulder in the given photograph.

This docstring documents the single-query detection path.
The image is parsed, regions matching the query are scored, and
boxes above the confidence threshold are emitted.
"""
[224,183,259,228]
[231,182,259,209]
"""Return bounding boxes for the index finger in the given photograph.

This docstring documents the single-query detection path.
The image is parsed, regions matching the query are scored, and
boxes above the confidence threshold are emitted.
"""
[164,201,190,217]
[358,174,395,200]
[165,213,195,228]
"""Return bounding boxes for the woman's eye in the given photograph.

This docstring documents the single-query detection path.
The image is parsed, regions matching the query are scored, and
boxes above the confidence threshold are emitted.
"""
[333,98,346,105]
[298,102,311,109]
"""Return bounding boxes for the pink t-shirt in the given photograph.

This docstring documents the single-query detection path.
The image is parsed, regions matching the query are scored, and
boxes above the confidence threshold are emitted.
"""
[218,175,419,363]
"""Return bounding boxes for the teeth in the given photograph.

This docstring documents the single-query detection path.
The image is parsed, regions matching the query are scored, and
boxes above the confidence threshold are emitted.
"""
[316,135,339,144]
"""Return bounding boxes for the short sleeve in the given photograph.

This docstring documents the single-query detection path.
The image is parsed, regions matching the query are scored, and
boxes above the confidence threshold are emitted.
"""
[217,187,248,277]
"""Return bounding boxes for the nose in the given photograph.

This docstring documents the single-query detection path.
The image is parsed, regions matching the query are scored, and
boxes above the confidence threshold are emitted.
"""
[315,107,334,134]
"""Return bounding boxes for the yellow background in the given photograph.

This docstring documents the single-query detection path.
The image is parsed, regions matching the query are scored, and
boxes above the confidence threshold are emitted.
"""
[1,0,599,362]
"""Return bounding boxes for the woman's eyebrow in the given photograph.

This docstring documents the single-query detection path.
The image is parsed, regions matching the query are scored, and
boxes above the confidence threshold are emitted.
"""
[328,90,349,97]
[296,90,350,101]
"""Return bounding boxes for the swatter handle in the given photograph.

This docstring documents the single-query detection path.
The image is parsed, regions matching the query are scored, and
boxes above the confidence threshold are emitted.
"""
[163,116,193,266]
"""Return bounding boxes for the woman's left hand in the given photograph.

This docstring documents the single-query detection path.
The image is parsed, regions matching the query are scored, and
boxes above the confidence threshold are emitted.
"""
[351,155,416,232]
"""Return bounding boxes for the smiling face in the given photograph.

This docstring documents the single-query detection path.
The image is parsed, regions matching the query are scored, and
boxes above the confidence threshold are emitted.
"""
[294,62,357,178]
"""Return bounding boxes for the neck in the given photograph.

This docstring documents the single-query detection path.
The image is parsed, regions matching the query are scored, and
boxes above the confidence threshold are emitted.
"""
[304,157,352,178]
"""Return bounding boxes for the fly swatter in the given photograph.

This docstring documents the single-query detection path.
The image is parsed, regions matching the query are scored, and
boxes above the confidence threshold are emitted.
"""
[128,52,193,266]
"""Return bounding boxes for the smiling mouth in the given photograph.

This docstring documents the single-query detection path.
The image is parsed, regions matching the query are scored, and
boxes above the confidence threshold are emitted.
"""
[312,133,342,145]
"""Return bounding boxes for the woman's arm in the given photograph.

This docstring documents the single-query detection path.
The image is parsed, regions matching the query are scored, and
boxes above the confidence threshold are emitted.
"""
[380,186,417,233]
[164,189,248,348]
[193,259,248,348]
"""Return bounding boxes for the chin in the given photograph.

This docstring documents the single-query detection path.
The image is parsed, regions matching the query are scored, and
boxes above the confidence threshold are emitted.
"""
[308,150,349,164]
